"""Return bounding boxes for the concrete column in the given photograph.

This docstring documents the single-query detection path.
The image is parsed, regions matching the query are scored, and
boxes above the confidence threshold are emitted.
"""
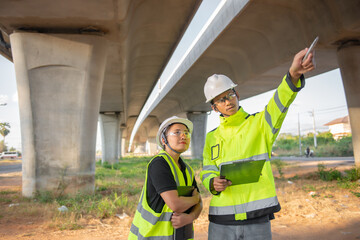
[337,41,360,167]
[146,137,158,155]
[187,112,207,159]
[121,138,126,157]
[10,32,107,197]
[118,127,124,159]
[99,113,120,164]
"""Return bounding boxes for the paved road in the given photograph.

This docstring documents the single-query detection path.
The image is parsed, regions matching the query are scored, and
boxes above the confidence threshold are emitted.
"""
[275,157,355,169]
[0,164,22,174]
[0,157,355,174]
[276,156,354,161]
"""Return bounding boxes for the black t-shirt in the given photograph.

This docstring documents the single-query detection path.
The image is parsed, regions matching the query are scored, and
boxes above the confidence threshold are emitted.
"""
[146,156,198,213]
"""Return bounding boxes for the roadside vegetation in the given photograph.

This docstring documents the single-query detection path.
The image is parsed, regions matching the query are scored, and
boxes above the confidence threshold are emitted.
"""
[1,156,359,232]
[270,160,360,198]
[272,132,353,157]
[0,156,206,230]
[0,122,11,153]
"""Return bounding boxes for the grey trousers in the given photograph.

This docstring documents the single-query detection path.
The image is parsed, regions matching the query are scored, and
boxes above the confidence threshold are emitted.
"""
[208,221,272,240]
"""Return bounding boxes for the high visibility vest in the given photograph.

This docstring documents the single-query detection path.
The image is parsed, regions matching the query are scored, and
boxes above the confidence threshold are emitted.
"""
[129,150,195,240]
[200,73,304,222]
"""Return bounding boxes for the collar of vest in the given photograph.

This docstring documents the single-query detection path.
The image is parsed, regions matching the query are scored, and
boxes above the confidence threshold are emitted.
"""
[157,150,186,171]
[219,107,248,127]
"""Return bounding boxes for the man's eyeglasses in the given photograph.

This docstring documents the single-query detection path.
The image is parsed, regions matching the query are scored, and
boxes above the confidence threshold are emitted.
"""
[213,92,237,106]
[167,131,191,138]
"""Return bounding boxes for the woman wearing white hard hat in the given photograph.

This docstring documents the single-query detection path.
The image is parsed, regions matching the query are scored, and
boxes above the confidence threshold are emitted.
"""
[129,116,202,240]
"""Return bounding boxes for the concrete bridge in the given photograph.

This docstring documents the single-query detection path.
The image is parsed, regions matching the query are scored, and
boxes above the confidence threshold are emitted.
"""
[0,0,359,197]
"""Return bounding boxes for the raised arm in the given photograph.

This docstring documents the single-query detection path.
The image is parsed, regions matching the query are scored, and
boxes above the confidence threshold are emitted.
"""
[262,48,316,144]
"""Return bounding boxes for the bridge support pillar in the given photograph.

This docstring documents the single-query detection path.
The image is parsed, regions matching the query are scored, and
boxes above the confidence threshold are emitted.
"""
[187,112,207,159]
[118,127,125,159]
[146,137,158,155]
[100,113,120,164]
[10,32,107,197]
[337,41,360,167]
[120,137,126,158]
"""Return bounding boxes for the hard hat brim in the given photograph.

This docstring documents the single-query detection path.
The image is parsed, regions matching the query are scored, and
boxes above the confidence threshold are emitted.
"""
[205,84,237,103]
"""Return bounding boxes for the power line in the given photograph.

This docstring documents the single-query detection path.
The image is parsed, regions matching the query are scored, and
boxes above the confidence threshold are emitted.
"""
[293,105,347,115]
[316,105,347,112]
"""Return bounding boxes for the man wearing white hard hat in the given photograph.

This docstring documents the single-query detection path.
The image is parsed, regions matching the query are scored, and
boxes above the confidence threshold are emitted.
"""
[129,116,202,240]
[200,49,315,240]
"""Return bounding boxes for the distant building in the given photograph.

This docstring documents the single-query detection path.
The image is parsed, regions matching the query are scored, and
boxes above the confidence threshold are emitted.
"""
[324,115,351,140]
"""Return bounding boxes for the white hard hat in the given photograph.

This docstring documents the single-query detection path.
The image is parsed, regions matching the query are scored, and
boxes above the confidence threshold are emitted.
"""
[204,74,237,103]
[156,116,193,149]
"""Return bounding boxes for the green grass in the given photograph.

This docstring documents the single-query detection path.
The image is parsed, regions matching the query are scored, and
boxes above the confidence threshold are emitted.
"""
[0,190,17,195]
[0,197,12,203]
[302,184,316,192]
[350,191,360,197]
[271,159,287,178]
[0,156,153,229]
[1,156,358,231]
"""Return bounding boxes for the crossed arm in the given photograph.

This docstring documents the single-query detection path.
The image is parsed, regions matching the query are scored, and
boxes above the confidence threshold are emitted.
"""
[161,188,202,229]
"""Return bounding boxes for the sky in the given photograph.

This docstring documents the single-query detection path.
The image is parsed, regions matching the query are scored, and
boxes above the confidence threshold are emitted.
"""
[0,0,349,151]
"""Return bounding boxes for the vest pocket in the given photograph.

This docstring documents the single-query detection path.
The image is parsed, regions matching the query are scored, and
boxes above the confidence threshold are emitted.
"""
[211,144,220,160]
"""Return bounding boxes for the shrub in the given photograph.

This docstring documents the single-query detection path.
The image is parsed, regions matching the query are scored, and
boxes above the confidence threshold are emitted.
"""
[272,132,353,157]
[317,164,342,181]
[35,191,55,203]
[344,167,360,181]
[273,138,298,151]
[334,136,353,156]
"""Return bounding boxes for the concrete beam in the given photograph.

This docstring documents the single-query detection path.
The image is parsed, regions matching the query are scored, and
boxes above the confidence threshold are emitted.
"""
[99,113,120,164]
[10,32,107,197]
[337,41,360,167]
[187,112,207,159]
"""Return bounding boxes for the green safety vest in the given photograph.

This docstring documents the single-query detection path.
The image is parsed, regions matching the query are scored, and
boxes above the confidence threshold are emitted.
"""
[200,73,304,222]
[129,150,195,240]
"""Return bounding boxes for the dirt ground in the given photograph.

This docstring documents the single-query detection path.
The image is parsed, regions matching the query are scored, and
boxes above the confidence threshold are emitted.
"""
[1,160,360,240]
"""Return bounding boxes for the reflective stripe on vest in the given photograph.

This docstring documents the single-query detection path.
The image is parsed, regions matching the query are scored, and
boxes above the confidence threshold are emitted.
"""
[130,224,173,240]
[274,90,288,113]
[209,196,279,215]
[265,105,280,135]
[202,165,219,172]
[135,191,173,225]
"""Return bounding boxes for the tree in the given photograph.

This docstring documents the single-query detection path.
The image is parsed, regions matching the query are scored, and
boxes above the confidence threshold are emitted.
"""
[0,140,6,153]
[0,122,11,149]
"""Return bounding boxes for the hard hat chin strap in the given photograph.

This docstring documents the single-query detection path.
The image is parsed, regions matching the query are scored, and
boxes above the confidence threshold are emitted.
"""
[162,131,182,155]
[165,142,182,155]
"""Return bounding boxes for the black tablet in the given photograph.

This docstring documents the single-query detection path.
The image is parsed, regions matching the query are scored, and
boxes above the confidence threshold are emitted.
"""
[219,159,266,185]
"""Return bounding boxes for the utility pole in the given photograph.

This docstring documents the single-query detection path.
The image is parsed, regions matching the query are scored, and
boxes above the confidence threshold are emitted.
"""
[298,112,302,156]
[312,109,317,148]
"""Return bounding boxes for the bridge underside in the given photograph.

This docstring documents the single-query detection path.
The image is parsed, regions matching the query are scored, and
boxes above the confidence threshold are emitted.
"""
[1,0,201,196]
